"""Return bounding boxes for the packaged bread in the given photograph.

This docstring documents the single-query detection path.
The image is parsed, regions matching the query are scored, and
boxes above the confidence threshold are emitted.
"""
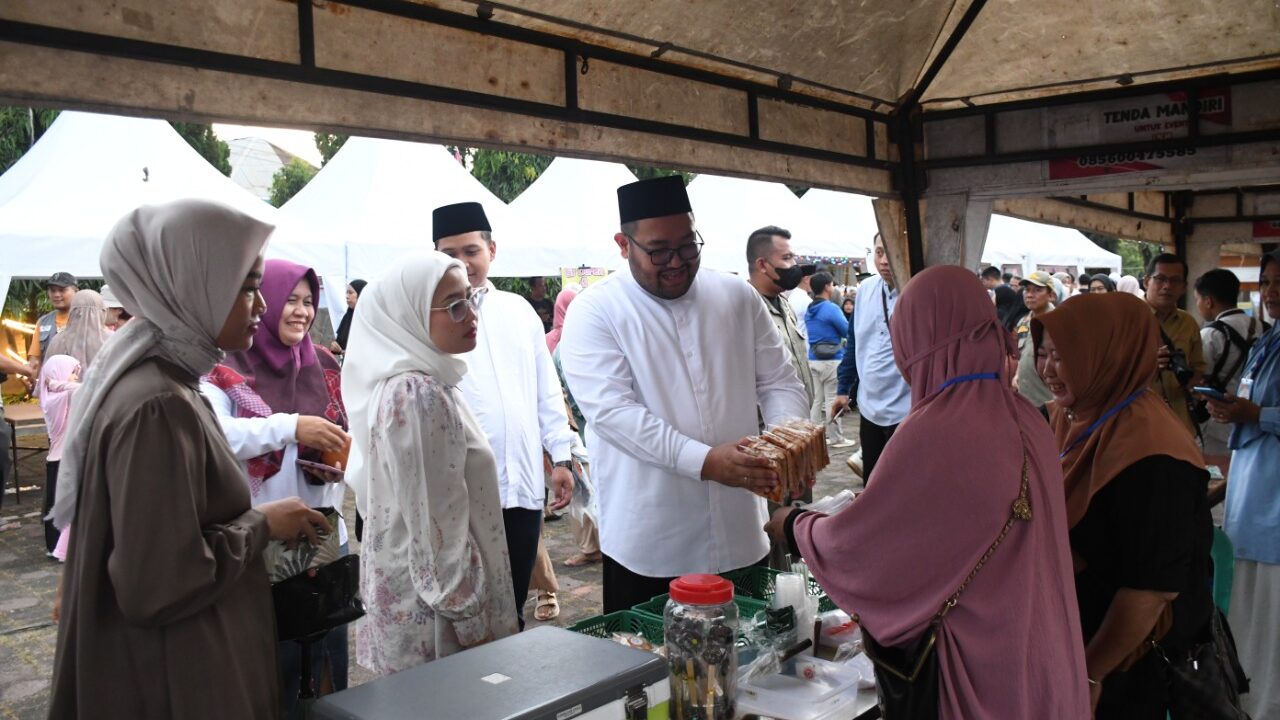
[739,419,831,502]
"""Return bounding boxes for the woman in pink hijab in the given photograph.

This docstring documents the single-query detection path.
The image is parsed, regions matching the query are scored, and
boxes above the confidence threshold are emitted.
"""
[767,266,1088,719]
[545,286,579,353]
[40,355,81,560]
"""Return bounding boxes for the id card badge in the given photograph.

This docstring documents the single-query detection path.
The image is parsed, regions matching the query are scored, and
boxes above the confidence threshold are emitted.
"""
[1238,377,1254,402]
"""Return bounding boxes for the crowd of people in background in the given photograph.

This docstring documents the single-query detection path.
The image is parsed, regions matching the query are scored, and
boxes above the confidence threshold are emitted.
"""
[12,187,1277,720]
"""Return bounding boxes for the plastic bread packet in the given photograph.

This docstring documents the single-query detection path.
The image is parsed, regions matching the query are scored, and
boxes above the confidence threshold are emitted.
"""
[805,489,857,515]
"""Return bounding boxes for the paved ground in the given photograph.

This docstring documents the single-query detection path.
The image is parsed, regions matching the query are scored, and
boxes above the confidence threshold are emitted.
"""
[0,415,862,717]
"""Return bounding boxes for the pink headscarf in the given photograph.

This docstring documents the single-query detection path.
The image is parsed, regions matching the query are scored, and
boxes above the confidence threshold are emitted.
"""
[545,287,579,352]
[38,355,82,463]
[794,266,1088,719]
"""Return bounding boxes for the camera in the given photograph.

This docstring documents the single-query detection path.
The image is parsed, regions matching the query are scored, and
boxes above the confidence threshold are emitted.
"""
[1168,347,1195,388]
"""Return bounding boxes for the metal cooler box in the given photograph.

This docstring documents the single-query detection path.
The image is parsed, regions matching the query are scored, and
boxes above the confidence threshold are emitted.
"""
[313,626,670,720]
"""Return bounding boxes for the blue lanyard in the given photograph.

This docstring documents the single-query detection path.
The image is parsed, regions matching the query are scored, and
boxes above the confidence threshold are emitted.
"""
[936,372,999,393]
[1059,388,1148,459]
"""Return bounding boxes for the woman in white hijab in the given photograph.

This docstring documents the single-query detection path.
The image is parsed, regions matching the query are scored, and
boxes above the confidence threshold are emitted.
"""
[1117,275,1146,299]
[48,200,329,720]
[343,251,518,677]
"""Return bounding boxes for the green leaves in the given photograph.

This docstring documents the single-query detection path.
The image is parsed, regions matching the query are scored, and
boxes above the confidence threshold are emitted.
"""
[0,107,59,174]
[269,157,319,207]
[170,122,231,175]
[315,132,348,166]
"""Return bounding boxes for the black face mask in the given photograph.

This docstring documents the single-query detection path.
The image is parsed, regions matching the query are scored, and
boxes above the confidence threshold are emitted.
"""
[770,263,814,292]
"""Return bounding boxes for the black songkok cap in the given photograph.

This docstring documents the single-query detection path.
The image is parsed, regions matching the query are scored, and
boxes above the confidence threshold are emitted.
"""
[432,202,492,242]
[617,175,692,225]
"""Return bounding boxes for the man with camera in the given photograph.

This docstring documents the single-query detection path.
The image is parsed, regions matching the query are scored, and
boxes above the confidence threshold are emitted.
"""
[1146,253,1206,439]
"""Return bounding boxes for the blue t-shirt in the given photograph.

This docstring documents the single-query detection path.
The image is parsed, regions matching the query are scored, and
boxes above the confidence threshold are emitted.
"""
[804,299,848,361]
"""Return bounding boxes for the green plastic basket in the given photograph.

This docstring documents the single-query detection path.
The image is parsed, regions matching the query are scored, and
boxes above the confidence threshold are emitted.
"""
[567,610,665,646]
[630,593,769,622]
[720,567,838,614]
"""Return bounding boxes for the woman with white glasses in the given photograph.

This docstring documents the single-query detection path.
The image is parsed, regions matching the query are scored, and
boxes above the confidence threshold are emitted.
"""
[342,252,518,677]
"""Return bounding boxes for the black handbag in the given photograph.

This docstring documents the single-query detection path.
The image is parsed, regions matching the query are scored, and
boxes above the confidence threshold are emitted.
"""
[860,436,1033,719]
[1156,608,1252,720]
[272,553,365,642]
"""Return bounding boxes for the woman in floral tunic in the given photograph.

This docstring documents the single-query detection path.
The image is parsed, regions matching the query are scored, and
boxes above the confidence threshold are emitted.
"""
[342,251,518,676]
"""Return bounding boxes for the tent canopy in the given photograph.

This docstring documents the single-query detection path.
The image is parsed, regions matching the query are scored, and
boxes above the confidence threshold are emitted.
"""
[503,157,637,275]
[798,189,881,267]
[278,137,527,279]
[0,111,347,318]
[798,188,1124,275]
[686,174,857,275]
[982,215,1122,275]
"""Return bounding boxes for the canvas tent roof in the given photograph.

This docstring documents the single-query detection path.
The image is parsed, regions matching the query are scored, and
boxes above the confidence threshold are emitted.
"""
[504,157,637,275]
[278,138,526,279]
[415,0,1278,112]
[0,111,347,318]
[686,174,858,275]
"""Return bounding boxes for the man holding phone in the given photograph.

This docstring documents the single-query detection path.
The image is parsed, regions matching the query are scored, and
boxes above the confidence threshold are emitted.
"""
[1194,268,1268,460]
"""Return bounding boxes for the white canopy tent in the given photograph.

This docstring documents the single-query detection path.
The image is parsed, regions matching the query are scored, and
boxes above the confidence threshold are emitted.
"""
[278,138,526,280]
[797,189,881,268]
[983,215,1123,277]
[799,189,1123,277]
[685,174,856,275]
[504,157,637,275]
[0,111,348,321]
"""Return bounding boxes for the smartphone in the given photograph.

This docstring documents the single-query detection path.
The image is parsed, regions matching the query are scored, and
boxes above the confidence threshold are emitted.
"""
[1192,386,1229,402]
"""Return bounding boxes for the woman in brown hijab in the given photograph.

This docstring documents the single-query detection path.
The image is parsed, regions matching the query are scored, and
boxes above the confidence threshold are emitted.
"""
[48,200,331,720]
[1034,292,1212,719]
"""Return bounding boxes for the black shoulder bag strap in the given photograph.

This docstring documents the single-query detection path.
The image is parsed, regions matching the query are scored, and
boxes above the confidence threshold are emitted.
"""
[1207,318,1254,390]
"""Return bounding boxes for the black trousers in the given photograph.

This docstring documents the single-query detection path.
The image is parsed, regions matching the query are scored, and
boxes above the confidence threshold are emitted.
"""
[43,461,59,553]
[503,507,543,629]
[858,416,898,485]
[602,553,768,614]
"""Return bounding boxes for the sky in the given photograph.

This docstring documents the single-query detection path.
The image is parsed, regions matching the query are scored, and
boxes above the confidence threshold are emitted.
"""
[212,123,324,166]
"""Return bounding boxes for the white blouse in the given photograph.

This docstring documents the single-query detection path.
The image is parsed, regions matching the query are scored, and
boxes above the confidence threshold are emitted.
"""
[200,382,349,546]
[355,372,518,677]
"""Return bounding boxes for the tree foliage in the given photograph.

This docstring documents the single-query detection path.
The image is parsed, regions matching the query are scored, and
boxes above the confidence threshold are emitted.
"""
[0,107,60,173]
[464,148,553,203]
[4,278,105,323]
[315,133,348,166]
[491,276,563,299]
[628,164,695,186]
[170,122,232,175]
[269,158,318,207]
[1086,232,1162,277]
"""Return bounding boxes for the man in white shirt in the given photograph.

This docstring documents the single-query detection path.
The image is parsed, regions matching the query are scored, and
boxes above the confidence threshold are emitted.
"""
[787,274,813,329]
[831,234,910,483]
[433,202,577,627]
[1194,268,1269,459]
[560,176,810,612]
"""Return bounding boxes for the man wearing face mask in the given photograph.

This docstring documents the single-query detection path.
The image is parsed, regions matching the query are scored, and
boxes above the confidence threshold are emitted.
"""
[747,226,816,409]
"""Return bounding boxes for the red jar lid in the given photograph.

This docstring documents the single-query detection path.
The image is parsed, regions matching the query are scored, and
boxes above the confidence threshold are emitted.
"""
[669,574,734,606]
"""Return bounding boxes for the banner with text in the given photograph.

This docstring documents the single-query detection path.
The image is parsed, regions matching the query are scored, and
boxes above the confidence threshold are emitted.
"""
[1047,88,1232,179]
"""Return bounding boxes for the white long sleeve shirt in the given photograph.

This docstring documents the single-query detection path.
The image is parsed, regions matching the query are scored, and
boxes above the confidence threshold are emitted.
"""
[459,287,575,512]
[199,382,349,545]
[560,270,810,577]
